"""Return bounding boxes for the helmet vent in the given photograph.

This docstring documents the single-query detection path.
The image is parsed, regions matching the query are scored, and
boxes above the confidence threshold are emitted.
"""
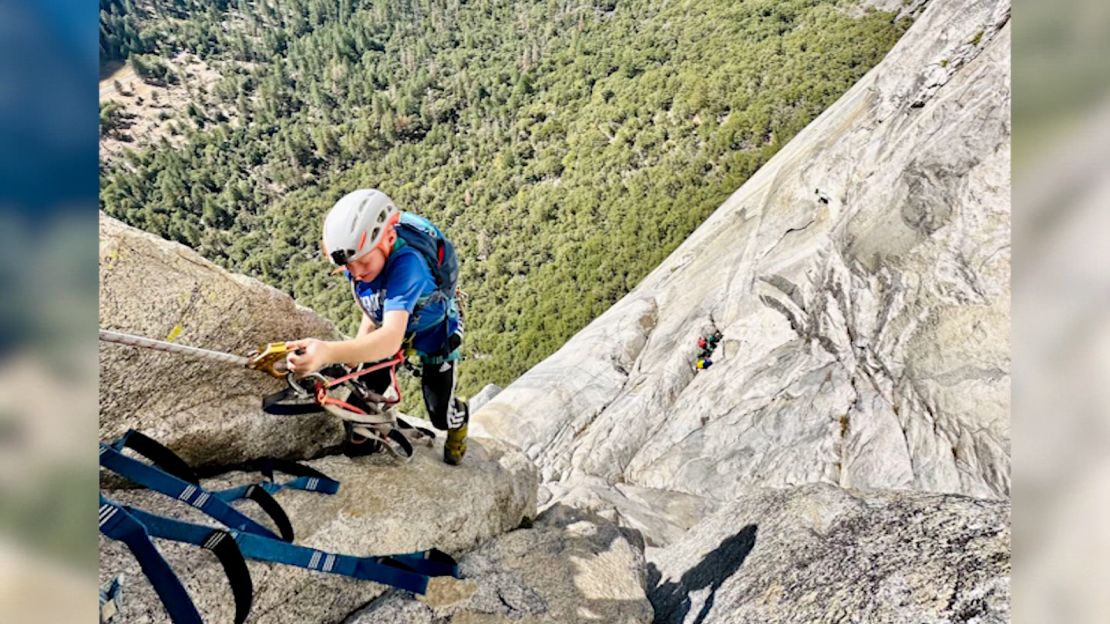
[376,211,386,223]
[371,227,381,243]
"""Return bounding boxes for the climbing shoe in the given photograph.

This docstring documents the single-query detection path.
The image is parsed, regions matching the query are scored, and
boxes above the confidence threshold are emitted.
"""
[443,399,469,465]
[443,424,468,465]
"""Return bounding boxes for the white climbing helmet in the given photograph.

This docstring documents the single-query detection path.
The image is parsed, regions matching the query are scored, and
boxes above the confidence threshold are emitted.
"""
[321,189,399,266]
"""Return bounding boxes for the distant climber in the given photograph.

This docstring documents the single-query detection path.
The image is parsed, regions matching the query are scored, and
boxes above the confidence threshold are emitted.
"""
[694,330,723,372]
[285,189,469,465]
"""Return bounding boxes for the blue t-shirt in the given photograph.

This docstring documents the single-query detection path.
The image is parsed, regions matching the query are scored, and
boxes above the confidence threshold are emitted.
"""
[348,243,458,356]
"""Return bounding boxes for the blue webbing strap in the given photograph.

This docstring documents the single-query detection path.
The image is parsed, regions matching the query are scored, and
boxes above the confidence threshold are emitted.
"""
[100,496,254,624]
[257,458,340,493]
[100,495,254,621]
[99,497,203,624]
[100,440,292,542]
[214,458,340,502]
[120,503,460,595]
[106,430,298,540]
[101,431,458,596]
[381,548,462,579]
[114,430,201,484]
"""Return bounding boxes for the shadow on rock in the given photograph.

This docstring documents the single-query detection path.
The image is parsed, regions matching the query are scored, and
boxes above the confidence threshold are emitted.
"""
[648,525,757,624]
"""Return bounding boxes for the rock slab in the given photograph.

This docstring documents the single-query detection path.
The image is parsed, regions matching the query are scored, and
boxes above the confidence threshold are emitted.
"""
[649,484,1010,624]
[352,504,654,623]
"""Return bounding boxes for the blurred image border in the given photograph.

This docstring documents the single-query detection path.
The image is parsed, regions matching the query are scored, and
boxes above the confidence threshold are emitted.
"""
[1012,0,1110,622]
[0,0,100,622]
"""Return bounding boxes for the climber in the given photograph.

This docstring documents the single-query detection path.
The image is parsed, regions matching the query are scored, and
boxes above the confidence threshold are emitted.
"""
[285,189,469,465]
[695,357,713,370]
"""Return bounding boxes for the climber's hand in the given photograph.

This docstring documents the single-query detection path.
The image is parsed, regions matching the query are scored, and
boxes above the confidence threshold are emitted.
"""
[285,338,332,375]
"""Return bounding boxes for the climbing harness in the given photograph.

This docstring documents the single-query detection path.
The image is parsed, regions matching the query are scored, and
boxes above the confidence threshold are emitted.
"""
[99,430,461,622]
[261,352,436,462]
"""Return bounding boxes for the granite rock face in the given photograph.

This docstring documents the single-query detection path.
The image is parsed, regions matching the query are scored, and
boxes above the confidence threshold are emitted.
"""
[540,477,717,550]
[475,0,1012,544]
[99,212,344,466]
[648,484,1010,624]
[352,504,654,624]
[99,439,538,624]
[467,383,503,415]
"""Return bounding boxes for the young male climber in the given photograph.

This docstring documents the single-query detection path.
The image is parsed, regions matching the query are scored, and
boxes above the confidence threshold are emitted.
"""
[285,188,469,465]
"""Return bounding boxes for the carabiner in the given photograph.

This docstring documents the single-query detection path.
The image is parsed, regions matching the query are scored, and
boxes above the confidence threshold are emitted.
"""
[285,371,326,399]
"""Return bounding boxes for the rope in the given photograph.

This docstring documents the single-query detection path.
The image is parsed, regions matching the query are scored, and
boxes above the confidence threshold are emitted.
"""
[99,329,248,366]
